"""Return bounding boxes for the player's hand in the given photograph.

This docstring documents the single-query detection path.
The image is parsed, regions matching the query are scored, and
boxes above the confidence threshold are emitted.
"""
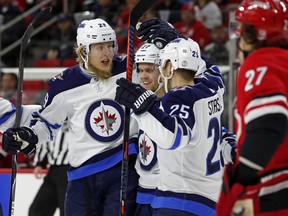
[137,18,186,49]
[115,78,156,115]
[232,199,254,216]
[2,127,38,155]
[222,140,236,164]
[216,164,259,216]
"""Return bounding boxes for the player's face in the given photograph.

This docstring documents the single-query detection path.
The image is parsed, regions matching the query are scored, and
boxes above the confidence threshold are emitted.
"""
[138,63,160,92]
[88,41,114,76]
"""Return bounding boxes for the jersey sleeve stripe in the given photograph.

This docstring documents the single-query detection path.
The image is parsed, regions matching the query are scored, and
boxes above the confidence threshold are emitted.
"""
[168,127,182,150]
[0,109,16,125]
[245,105,287,124]
[245,95,287,111]
[244,94,288,123]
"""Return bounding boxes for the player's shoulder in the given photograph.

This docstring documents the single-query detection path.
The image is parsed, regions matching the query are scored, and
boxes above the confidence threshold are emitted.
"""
[165,86,197,104]
[244,47,288,69]
[48,65,91,96]
[112,55,127,76]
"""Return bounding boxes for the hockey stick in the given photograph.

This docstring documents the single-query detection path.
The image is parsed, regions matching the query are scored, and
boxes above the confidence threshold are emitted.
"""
[120,1,156,215]
[9,7,52,216]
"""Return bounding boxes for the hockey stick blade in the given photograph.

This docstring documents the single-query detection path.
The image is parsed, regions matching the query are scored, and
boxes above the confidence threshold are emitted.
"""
[9,7,52,216]
[120,1,157,216]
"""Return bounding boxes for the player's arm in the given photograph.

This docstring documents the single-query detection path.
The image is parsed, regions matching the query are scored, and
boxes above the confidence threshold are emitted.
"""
[115,78,192,150]
[221,126,236,165]
[237,113,287,184]
[134,105,192,150]
[0,97,41,132]
[2,87,67,155]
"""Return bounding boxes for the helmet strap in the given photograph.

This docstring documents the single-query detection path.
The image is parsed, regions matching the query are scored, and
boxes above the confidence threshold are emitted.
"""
[159,65,173,93]
[154,75,164,94]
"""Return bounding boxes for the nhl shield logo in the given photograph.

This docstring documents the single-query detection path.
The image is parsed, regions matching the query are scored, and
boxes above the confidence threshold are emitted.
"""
[85,99,124,142]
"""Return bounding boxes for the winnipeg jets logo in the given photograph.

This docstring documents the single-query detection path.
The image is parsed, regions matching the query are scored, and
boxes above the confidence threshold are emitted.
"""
[85,99,124,142]
[140,136,151,163]
[138,131,157,170]
[94,102,117,135]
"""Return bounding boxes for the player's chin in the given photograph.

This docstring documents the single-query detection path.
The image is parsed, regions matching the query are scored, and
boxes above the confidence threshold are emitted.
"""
[141,83,151,90]
[100,62,113,72]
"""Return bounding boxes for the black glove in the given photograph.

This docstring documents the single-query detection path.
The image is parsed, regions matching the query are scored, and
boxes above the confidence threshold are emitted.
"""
[2,127,38,155]
[115,78,156,115]
[137,18,186,49]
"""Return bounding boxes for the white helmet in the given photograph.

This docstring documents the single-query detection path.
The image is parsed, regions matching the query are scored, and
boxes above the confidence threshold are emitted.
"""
[135,43,163,94]
[135,43,160,64]
[76,18,117,54]
[159,38,201,72]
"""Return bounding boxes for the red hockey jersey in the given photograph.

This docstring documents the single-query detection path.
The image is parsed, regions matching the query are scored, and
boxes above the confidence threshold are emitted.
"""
[235,47,288,174]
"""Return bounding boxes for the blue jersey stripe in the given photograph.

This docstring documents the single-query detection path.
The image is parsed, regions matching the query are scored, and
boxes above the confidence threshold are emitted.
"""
[67,143,137,181]
[169,126,182,150]
[136,191,156,204]
[152,196,215,215]
[0,107,16,125]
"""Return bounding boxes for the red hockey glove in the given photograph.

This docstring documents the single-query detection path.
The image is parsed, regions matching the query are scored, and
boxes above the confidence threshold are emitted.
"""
[217,164,260,216]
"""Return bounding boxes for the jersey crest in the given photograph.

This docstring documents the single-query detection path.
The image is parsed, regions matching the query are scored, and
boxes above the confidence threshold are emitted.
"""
[85,99,124,142]
[139,131,157,170]
[51,72,64,81]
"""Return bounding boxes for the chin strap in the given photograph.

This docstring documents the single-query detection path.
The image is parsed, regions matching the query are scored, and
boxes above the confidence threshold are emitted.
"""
[153,75,164,94]
[159,66,174,93]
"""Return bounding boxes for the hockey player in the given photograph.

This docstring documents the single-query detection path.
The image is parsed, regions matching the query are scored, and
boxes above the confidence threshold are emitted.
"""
[0,97,69,216]
[216,0,288,215]
[134,41,236,216]
[115,38,230,215]
[133,43,163,216]
[2,19,139,216]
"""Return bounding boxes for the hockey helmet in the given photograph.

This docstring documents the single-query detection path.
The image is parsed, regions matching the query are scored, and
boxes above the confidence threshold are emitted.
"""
[135,43,160,64]
[159,38,201,72]
[235,0,288,41]
[76,18,117,53]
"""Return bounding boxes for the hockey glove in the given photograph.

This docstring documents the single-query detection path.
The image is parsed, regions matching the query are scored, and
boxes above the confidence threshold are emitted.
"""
[2,127,38,155]
[221,140,237,164]
[217,164,260,216]
[137,18,186,49]
[115,78,156,115]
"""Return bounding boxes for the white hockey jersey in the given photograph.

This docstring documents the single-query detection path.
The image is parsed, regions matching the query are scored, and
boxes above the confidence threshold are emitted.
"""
[30,57,138,181]
[135,129,160,204]
[132,65,226,215]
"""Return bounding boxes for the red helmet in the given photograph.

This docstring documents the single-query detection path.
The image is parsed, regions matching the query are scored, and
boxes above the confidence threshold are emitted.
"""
[235,0,288,41]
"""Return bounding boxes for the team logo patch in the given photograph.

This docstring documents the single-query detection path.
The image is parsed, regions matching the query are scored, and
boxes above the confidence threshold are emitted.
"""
[85,99,124,142]
[181,60,188,67]
[139,131,157,170]
[52,72,64,81]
